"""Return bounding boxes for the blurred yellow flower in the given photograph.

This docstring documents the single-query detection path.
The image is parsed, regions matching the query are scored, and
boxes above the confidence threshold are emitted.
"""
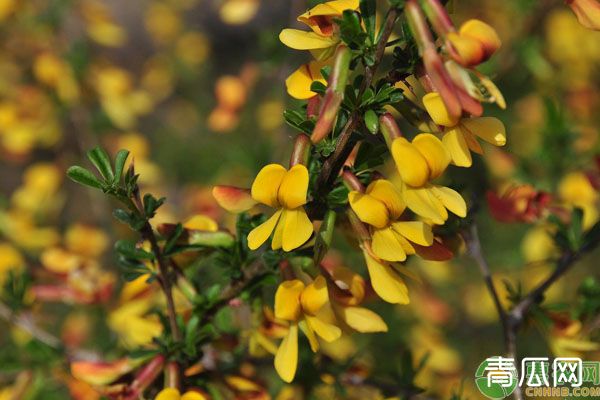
[155,388,208,400]
[219,0,260,25]
[558,171,599,229]
[0,242,24,287]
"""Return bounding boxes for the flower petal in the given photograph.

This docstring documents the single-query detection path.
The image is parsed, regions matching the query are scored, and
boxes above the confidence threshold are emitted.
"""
[412,133,451,180]
[348,191,389,229]
[181,391,208,400]
[422,92,460,127]
[274,323,298,383]
[459,19,501,58]
[366,179,406,220]
[430,185,467,218]
[392,221,433,246]
[285,61,327,100]
[442,128,472,167]
[402,185,448,225]
[305,314,341,342]
[391,137,431,187]
[278,164,309,209]
[341,306,388,333]
[300,275,328,315]
[279,29,338,50]
[275,279,305,321]
[461,117,506,146]
[364,252,410,304]
[371,227,407,262]
[212,185,257,213]
[156,388,181,400]
[299,319,319,352]
[251,164,286,207]
[184,215,218,232]
[281,208,313,251]
[247,209,282,250]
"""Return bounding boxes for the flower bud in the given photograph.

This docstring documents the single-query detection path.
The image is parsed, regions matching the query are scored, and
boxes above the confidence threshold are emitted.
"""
[566,0,600,30]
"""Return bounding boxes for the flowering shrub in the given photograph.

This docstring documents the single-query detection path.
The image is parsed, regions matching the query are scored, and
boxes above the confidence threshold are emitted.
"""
[1,0,600,399]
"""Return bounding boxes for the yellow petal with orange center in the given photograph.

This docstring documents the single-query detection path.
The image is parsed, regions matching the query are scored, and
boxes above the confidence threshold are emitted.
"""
[300,275,329,315]
[274,323,298,383]
[366,179,406,220]
[251,164,286,207]
[279,29,338,50]
[391,138,431,187]
[247,209,282,250]
[341,306,388,333]
[459,19,501,55]
[446,32,484,67]
[278,164,309,209]
[371,227,407,262]
[364,252,409,304]
[422,92,460,127]
[442,128,472,167]
[412,133,451,179]
[348,191,389,229]
[461,117,506,146]
[281,208,313,251]
[275,279,305,321]
[392,221,433,246]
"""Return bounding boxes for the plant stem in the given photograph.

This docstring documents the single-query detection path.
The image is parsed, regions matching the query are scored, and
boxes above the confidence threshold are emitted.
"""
[315,7,399,201]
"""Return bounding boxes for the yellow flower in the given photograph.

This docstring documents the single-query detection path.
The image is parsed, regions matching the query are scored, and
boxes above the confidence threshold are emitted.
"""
[423,92,506,167]
[247,164,313,252]
[446,19,501,67]
[348,179,433,262]
[389,134,466,224]
[362,249,410,304]
[558,171,599,229]
[326,264,388,333]
[279,0,358,99]
[155,388,208,400]
[274,276,342,382]
[0,242,24,287]
[108,284,163,348]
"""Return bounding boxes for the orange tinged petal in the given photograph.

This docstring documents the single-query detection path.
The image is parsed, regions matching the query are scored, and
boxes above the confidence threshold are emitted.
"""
[212,185,257,213]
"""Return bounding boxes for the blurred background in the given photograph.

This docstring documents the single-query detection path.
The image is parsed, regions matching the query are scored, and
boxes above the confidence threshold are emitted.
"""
[0,0,599,398]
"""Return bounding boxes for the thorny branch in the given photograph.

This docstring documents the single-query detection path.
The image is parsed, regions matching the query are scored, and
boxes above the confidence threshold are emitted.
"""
[465,221,600,400]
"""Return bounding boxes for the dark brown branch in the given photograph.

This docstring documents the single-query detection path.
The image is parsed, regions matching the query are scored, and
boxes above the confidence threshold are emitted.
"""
[314,8,399,200]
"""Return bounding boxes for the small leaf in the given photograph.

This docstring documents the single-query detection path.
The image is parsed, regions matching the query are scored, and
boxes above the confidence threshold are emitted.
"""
[87,147,114,182]
[115,240,154,260]
[66,166,103,189]
[113,149,130,184]
[360,0,376,42]
[364,109,379,134]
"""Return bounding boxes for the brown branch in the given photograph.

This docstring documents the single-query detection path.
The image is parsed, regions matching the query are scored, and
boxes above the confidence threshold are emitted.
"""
[139,221,182,343]
[314,8,399,200]
[0,302,95,360]
[465,221,600,400]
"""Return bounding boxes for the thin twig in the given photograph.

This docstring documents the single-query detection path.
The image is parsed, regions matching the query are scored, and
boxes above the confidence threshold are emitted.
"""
[315,8,399,200]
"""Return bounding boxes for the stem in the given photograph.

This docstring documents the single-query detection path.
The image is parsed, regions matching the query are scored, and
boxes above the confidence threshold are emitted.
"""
[465,221,600,400]
[140,221,182,343]
[314,8,399,201]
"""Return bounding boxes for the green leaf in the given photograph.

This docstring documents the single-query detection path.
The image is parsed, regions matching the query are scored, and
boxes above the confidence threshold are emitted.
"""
[310,80,327,95]
[163,223,184,255]
[115,240,154,260]
[113,149,130,184]
[360,0,376,42]
[66,166,103,189]
[314,210,336,265]
[143,194,166,219]
[364,109,379,134]
[337,10,367,50]
[86,147,114,182]
[188,231,235,248]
